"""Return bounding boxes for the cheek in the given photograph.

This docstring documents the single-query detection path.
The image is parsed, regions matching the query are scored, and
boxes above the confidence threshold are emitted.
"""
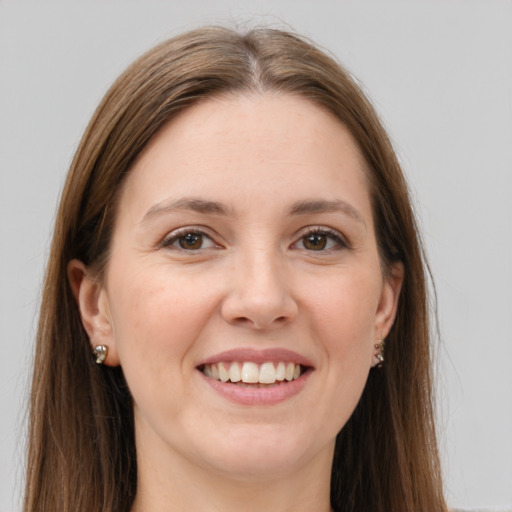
[305,274,380,429]
[105,266,223,421]
[302,269,382,365]
[106,265,219,365]
[298,269,381,410]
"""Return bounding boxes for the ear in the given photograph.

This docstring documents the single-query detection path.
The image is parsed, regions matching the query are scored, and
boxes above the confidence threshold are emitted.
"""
[374,261,404,340]
[67,259,120,366]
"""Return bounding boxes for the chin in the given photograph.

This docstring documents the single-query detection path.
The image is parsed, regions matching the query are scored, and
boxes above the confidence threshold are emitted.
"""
[194,423,324,480]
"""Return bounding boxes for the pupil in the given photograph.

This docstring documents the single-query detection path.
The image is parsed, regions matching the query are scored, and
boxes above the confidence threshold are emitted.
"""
[179,233,202,249]
[305,234,326,250]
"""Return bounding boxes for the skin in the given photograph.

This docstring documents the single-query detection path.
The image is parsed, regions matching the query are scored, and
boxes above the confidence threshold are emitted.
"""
[69,93,403,512]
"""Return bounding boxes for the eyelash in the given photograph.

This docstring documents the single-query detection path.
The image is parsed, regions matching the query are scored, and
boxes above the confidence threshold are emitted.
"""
[161,226,349,253]
[293,227,349,252]
[161,227,219,251]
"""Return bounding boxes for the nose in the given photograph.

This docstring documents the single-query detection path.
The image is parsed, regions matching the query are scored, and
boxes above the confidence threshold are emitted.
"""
[220,248,299,330]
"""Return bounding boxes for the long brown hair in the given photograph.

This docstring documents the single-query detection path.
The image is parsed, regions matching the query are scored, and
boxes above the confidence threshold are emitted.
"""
[25,26,447,512]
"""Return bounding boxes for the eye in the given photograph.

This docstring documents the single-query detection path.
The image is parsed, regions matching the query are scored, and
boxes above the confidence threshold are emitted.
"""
[294,228,348,252]
[162,229,218,251]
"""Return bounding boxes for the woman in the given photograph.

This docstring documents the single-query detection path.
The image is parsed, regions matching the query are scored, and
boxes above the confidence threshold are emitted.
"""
[24,26,448,511]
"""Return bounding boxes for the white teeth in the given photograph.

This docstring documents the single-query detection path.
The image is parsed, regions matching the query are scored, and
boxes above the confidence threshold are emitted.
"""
[259,362,277,384]
[285,362,295,381]
[241,362,259,383]
[229,362,241,382]
[202,361,304,384]
[276,361,286,381]
[218,363,229,382]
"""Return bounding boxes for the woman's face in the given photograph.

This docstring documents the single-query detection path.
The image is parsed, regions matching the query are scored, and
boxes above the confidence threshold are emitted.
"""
[75,93,402,480]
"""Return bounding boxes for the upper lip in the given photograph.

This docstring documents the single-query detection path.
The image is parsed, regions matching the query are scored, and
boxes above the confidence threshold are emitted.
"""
[198,348,314,368]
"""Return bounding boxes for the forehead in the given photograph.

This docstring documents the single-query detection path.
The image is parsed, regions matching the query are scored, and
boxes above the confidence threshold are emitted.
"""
[119,93,372,222]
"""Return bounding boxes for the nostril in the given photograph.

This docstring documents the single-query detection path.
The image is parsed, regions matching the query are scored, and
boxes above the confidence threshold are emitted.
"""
[232,314,291,330]
[232,316,253,325]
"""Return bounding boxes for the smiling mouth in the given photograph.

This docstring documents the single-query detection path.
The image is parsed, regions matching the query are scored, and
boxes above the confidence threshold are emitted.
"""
[199,361,307,386]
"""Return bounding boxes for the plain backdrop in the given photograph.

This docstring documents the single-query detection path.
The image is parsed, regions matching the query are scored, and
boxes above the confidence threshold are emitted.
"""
[1,1,511,511]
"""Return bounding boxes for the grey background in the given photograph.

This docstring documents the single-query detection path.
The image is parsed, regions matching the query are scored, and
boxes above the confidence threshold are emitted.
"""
[1,1,511,510]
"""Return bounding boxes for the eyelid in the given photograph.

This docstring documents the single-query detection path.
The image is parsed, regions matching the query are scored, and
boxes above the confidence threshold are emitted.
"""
[160,226,222,250]
[292,226,350,251]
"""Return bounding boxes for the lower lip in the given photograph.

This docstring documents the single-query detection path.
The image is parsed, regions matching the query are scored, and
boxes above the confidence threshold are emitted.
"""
[199,369,311,406]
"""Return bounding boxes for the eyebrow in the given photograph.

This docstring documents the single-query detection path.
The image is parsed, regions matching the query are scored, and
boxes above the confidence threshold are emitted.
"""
[288,199,366,229]
[141,197,232,223]
[141,196,366,228]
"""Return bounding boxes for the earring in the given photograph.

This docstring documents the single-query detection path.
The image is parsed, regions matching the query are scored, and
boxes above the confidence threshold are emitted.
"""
[92,345,108,364]
[374,339,385,368]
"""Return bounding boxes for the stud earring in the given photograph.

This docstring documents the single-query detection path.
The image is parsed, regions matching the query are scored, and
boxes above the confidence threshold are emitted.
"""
[374,339,385,368]
[92,345,108,364]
